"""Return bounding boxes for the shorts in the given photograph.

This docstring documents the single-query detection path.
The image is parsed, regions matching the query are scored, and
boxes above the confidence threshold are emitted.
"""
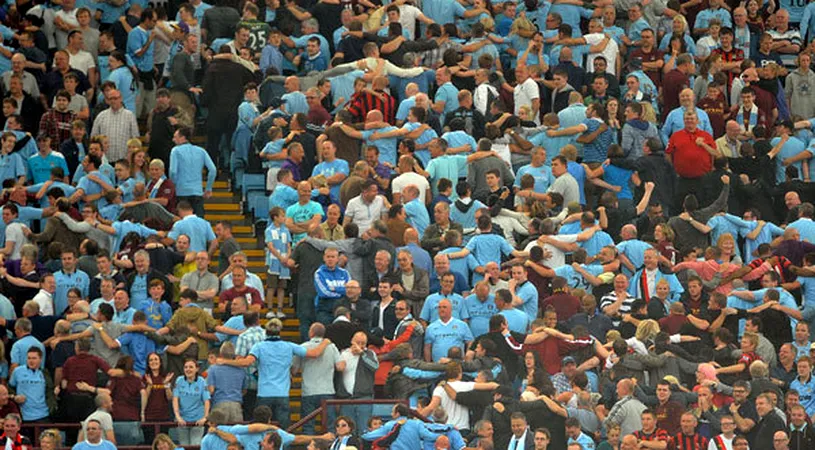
[267,273,289,290]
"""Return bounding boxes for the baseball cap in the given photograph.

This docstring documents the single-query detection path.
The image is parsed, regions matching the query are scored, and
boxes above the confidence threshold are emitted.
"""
[171,22,190,34]
[562,356,577,365]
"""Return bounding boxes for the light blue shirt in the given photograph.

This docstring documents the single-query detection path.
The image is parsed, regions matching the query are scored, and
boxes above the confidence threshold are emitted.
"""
[500,308,529,333]
[426,154,466,197]
[282,91,308,116]
[362,127,399,166]
[9,367,49,420]
[422,292,468,323]
[434,82,459,125]
[465,233,514,266]
[126,26,154,72]
[54,269,89,314]
[773,136,807,184]
[169,143,216,196]
[464,294,496,338]
[425,318,474,361]
[694,8,732,30]
[250,338,307,397]
[285,201,324,243]
[515,164,555,193]
[10,335,45,369]
[0,152,25,184]
[168,214,216,252]
[313,159,349,200]
[404,198,430,238]
[515,280,538,320]
[173,376,211,421]
[27,152,69,185]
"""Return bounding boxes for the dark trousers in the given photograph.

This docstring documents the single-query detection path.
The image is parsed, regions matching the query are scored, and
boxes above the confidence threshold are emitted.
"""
[178,195,205,217]
[675,176,702,214]
[257,396,290,429]
[206,121,236,166]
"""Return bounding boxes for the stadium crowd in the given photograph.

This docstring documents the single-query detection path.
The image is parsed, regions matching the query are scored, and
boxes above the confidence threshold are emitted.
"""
[2,0,815,449]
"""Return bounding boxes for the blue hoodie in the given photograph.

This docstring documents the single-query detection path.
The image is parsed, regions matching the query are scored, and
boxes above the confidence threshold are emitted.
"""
[313,264,351,306]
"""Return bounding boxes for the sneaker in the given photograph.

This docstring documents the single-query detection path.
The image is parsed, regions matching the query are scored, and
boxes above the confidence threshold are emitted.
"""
[266,311,277,319]
[276,311,287,319]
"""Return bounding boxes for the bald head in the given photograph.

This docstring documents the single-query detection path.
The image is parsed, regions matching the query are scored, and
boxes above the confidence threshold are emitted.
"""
[367,110,384,123]
[404,228,419,244]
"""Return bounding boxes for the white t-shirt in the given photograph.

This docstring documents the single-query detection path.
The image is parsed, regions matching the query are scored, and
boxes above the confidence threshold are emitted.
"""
[340,349,360,395]
[68,50,96,76]
[584,33,620,75]
[345,195,387,234]
[33,291,54,316]
[514,78,540,116]
[525,233,578,269]
[433,381,475,430]
[54,9,79,50]
[5,223,27,261]
[392,172,431,204]
[398,5,422,40]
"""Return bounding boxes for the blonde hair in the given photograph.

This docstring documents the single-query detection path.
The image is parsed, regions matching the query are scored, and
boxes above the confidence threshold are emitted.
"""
[509,16,535,36]
[640,102,657,123]
[126,138,142,149]
[673,15,688,34]
[655,223,674,242]
[635,319,661,342]
[151,434,177,450]
[39,429,63,449]
[606,329,621,343]
[480,16,495,31]
[716,233,736,252]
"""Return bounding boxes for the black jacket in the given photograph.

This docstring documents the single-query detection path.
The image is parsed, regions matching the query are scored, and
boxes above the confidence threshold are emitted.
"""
[335,297,373,328]
[790,423,815,450]
[59,138,88,178]
[334,348,378,398]
[200,59,254,128]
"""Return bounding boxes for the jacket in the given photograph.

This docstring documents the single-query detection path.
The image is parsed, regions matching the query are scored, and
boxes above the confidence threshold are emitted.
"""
[421,221,464,255]
[621,120,660,160]
[334,296,373,327]
[58,138,88,177]
[393,267,430,306]
[370,299,398,337]
[314,264,351,307]
[354,236,397,286]
[200,59,254,128]
[790,423,815,450]
[335,348,378,398]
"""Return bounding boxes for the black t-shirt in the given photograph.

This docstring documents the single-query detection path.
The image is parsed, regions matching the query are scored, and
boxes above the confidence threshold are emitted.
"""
[310,2,343,51]
[472,331,525,381]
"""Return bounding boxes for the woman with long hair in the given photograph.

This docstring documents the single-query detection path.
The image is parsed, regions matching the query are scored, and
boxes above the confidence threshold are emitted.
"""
[659,16,697,57]
[663,34,689,74]
[653,223,678,265]
[152,433,183,450]
[128,145,149,184]
[716,233,743,265]
[141,352,173,443]
[106,50,137,113]
[172,359,210,445]
[694,53,723,101]
[606,98,624,144]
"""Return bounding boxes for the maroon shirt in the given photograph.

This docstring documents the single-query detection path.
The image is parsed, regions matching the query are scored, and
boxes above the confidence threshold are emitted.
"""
[109,374,143,420]
[631,47,665,88]
[142,373,171,420]
[662,69,690,120]
[697,95,727,139]
[219,286,263,307]
[63,353,111,393]
[146,177,177,214]
[541,292,581,322]
[307,105,333,127]
[752,85,777,122]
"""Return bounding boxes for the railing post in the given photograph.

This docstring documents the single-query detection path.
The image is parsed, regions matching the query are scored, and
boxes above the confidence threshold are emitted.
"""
[320,399,327,433]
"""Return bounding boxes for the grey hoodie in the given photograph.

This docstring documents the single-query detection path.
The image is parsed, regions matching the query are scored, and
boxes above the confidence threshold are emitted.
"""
[621,120,660,160]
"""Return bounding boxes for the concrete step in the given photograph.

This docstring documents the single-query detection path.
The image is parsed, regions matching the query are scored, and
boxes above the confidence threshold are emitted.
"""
[205,203,241,212]
[204,214,247,222]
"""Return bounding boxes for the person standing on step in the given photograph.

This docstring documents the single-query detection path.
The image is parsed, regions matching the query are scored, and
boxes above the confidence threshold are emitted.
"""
[209,221,240,275]
[169,126,216,218]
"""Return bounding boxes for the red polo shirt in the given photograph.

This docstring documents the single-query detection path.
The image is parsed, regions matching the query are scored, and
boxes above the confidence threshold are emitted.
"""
[666,128,715,179]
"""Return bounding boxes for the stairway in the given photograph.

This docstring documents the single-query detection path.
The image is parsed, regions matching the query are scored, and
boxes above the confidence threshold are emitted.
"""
[203,178,308,427]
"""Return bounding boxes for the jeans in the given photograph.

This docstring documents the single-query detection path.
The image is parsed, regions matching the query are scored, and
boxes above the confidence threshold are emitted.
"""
[300,394,336,434]
[173,426,204,445]
[178,195,205,218]
[315,299,336,326]
[257,396,291,429]
[113,422,143,445]
[340,397,373,433]
[242,389,258,421]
